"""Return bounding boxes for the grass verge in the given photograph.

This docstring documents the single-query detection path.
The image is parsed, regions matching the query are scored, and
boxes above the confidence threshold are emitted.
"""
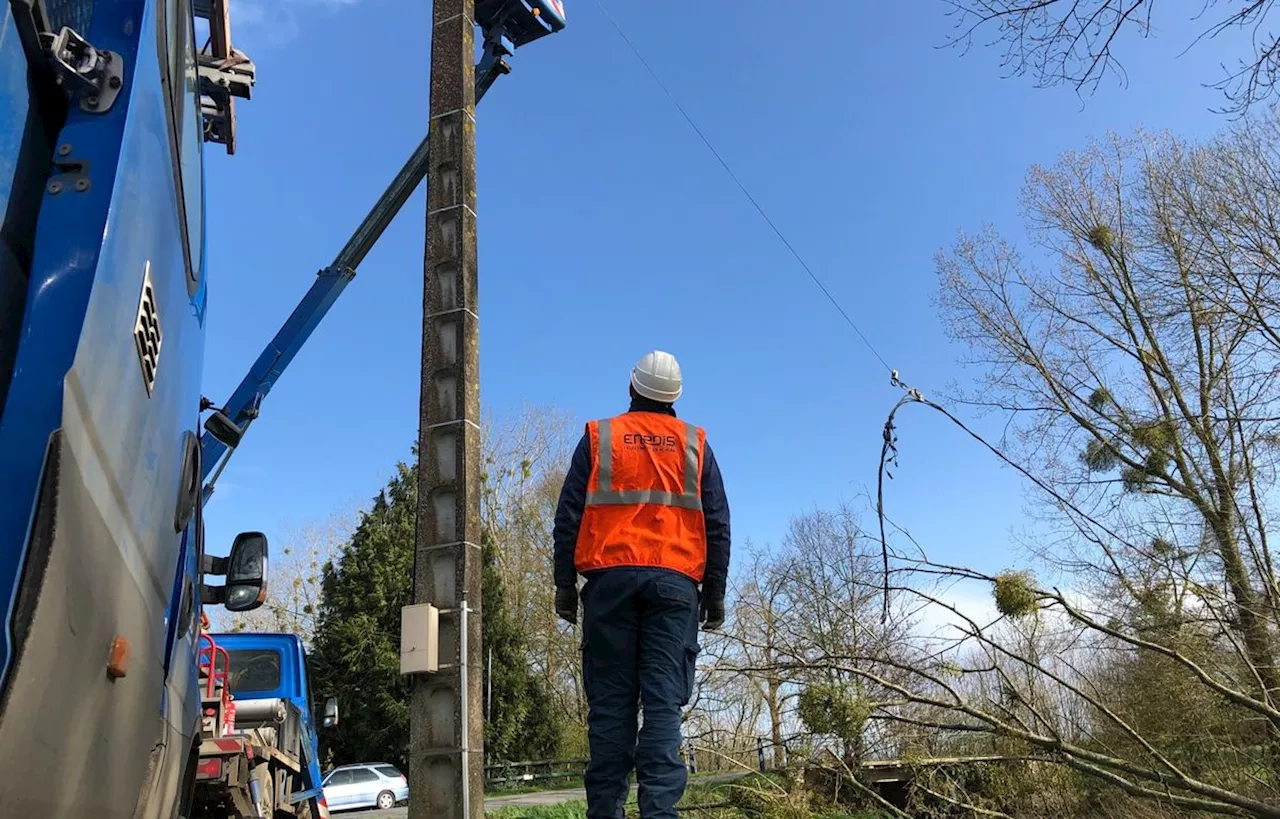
[484,775,753,819]
[485,777,585,798]
[487,803,588,819]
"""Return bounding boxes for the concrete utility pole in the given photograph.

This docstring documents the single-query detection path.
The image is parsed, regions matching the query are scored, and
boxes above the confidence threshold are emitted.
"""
[411,0,483,817]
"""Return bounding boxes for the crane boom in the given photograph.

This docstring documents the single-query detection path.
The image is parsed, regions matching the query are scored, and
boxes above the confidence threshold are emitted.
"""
[199,1,566,498]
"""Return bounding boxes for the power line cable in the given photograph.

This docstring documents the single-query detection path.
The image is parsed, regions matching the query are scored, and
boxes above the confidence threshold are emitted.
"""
[590,0,894,375]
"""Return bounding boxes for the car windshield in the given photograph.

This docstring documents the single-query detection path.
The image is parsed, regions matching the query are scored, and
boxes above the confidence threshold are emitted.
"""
[225,648,282,694]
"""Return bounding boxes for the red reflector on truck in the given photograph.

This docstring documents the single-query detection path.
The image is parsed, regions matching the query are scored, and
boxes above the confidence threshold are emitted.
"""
[196,758,223,780]
[107,635,130,678]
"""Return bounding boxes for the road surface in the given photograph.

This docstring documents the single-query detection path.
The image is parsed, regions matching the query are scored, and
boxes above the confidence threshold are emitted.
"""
[340,772,744,817]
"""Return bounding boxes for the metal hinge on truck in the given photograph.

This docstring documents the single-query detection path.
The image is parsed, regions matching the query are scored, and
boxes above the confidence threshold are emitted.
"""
[9,0,125,113]
[192,0,256,155]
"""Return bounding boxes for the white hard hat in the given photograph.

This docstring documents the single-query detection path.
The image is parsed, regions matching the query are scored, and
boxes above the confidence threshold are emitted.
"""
[631,350,683,403]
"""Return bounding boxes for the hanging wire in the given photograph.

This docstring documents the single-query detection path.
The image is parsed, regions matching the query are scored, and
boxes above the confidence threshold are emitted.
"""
[590,0,895,375]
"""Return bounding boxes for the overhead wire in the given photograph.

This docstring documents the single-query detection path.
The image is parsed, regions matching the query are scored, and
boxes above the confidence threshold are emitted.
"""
[589,0,895,376]
[591,2,1139,631]
[590,11,1271,750]
[587,6,1151,556]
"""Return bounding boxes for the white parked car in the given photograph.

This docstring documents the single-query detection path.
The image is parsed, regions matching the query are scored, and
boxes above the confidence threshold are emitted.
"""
[321,763,409,811]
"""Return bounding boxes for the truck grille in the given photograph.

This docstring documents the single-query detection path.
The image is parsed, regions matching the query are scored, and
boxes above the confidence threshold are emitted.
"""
[133,262,162,396]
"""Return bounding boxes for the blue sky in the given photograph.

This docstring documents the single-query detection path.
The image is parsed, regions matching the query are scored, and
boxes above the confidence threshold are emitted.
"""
[199,0,1252,581]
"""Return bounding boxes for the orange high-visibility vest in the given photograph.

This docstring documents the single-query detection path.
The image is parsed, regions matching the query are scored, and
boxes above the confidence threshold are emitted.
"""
[574,412,708,581]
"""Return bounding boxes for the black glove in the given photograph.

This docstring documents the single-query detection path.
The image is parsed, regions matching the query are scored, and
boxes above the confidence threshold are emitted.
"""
[700,596,725,631]
[555,586,578,625]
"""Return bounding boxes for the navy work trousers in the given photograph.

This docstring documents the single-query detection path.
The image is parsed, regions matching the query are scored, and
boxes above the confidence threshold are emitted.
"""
[581,568,700,819]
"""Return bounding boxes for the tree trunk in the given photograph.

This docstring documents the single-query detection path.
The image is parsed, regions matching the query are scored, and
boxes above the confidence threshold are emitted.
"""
[766,674,785,769]
[1211,514,1280,780]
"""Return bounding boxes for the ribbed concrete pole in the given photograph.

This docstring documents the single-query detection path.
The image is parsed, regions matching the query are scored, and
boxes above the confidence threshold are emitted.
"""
[411,1,483,818]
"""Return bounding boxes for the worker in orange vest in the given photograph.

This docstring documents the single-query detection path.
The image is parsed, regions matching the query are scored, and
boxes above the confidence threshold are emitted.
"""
[553,350,731,819]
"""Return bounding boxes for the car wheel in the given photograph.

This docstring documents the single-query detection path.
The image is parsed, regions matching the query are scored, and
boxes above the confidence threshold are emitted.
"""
[377,790,396,810]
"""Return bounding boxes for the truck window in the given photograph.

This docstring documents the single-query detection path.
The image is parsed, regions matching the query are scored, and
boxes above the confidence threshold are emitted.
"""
[302,647,315,706]
[225,648,282,694]
[159,0,205,292]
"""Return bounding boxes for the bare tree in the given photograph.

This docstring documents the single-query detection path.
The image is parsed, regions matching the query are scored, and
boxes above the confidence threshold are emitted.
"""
[862,115,1280,815]
[943,1,1280,113]
[726,546,796,768]
[778,506,920,763]
[478,403,586,728]
[704,507,921,776]
[223,508,357,642]
[685,625,768,773]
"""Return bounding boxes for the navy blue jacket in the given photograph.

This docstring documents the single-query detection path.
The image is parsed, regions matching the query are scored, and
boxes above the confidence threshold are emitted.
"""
[553,398,731,603]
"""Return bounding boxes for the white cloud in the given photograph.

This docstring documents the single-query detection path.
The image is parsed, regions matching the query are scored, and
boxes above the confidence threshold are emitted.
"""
[910,578,1001,644]
[905,576,1100,661]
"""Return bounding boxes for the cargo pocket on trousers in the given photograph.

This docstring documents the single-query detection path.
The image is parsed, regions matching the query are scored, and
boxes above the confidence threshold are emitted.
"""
[681,642,700,706]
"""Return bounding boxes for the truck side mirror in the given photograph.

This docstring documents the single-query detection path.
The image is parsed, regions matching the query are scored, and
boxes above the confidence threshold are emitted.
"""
[223,531,269,612]
[323,697,340,728]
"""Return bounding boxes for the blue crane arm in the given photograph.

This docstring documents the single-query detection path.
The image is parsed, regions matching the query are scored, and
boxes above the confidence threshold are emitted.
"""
[198,265,353,484]
[198,131,431,489]
[200,3,565,497]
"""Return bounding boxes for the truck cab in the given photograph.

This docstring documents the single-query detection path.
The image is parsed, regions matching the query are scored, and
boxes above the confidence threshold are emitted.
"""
[212,631,334,814]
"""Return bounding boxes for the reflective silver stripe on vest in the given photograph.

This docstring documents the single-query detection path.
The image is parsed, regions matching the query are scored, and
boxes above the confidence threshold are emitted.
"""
[586,489,703,511]
[589,418,702,511]
[597,419,614,491]
[684,422,699,496]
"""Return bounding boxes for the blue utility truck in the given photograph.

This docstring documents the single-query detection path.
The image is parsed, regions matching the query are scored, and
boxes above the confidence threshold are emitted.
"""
[0,0,563,815]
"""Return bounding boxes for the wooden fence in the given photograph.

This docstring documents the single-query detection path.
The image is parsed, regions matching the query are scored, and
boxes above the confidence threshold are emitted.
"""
[484,749,1017,795]
[486,737,782,791]
[484,758,588,791]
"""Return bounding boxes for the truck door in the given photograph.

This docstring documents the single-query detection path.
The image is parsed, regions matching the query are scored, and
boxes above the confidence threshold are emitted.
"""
[0,3,63,432]
[0,0,75,694]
